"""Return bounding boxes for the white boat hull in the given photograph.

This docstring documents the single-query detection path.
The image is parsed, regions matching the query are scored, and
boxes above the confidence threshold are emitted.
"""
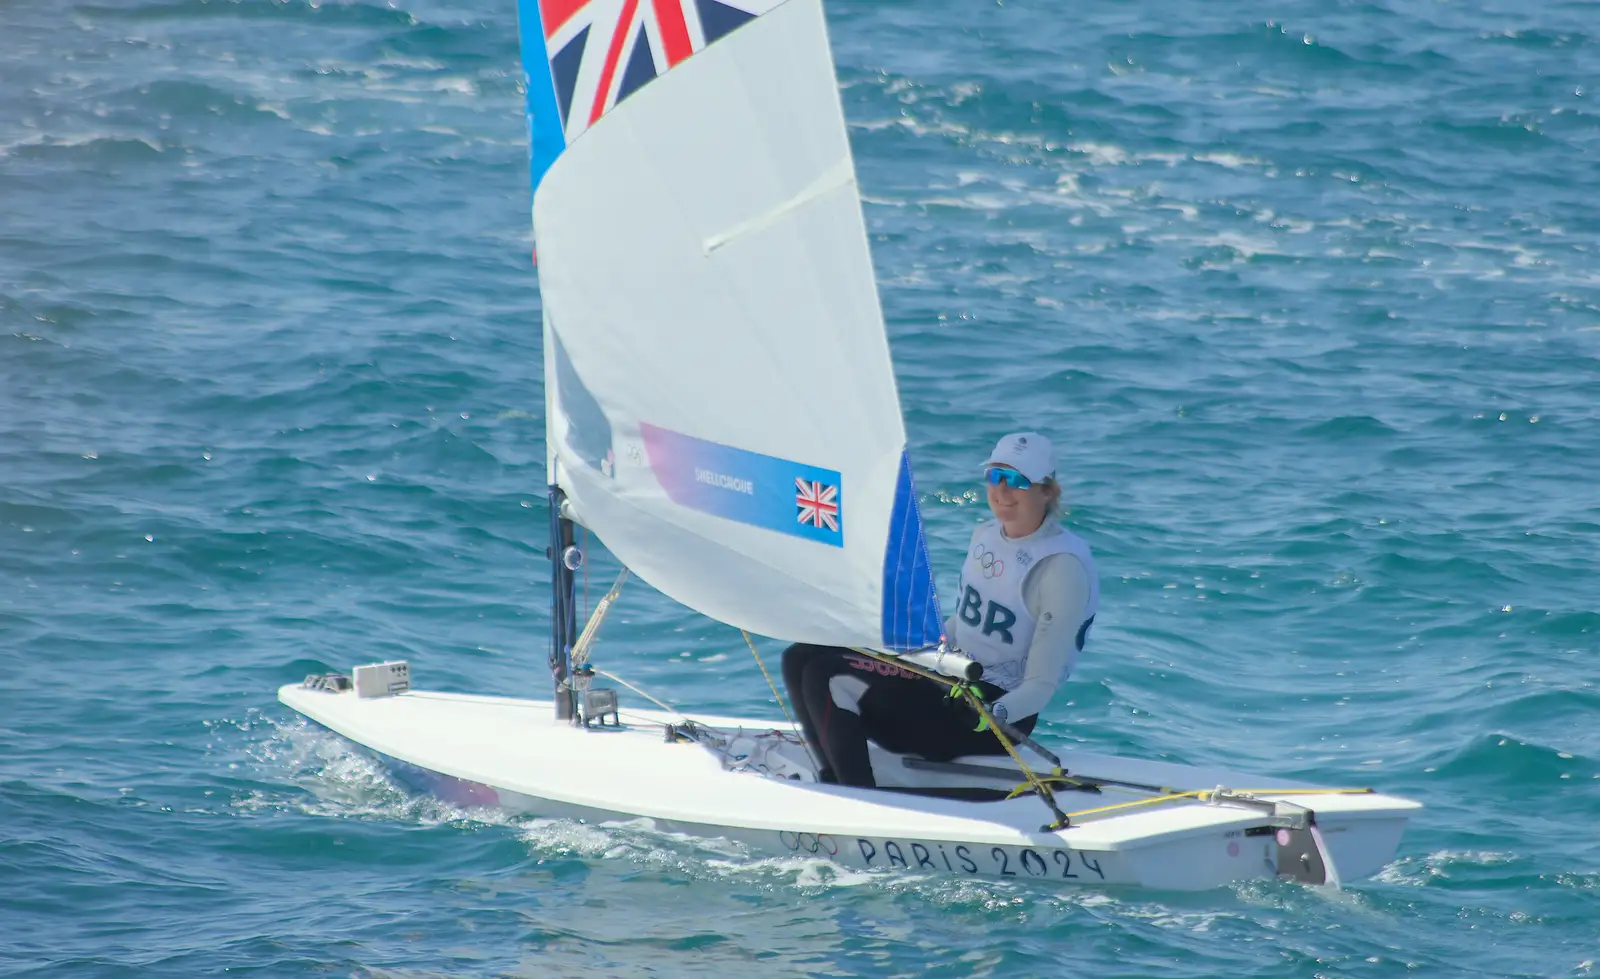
[278,683,1418,891]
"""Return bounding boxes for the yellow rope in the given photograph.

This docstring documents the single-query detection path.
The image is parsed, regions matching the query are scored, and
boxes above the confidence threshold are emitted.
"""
[570,568,630,667]
[739,630,825,777]
[741,630,797,728]
[846,647,1070,829]
[828,648,1375,830]
[1005,773,1097,799]
[962,692,1065,818]
[1062,786,1377,821]
[1065,791,1207,820]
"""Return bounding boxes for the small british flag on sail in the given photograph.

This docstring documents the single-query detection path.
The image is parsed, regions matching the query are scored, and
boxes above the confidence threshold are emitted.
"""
[795,478,840,533]
[538,0,781,143]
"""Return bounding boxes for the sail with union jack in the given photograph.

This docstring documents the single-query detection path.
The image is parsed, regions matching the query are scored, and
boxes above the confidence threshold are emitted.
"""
[517,0,782,199]
[529,0,942,650]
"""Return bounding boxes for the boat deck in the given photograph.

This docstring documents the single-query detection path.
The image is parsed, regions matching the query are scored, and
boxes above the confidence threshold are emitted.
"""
[279,685,1417,863]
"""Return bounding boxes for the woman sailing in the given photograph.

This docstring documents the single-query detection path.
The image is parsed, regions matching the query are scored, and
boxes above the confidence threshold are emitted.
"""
[780,432,1098,788]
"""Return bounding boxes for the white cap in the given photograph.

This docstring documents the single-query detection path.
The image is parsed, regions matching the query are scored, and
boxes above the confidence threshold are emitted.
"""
[983,432,1057,482]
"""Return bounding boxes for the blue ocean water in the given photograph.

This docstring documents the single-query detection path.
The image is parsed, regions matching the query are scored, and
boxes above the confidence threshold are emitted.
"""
[3,0,1598,974]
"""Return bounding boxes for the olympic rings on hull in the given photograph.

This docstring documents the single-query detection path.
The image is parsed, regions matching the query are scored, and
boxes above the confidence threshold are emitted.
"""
[778,831,839,856]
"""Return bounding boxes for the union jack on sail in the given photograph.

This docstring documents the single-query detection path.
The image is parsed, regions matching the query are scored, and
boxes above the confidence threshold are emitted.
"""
[795,478,840,533]
[536,0,782,145]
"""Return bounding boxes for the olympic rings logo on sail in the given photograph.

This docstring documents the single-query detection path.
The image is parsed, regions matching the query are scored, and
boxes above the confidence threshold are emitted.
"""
[778,831,839,856]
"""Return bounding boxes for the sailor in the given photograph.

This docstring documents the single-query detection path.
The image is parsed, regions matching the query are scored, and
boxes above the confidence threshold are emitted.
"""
[780,432,1098,788]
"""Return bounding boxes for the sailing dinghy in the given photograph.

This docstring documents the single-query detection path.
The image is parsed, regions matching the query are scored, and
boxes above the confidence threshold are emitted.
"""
[278,0,1419,890]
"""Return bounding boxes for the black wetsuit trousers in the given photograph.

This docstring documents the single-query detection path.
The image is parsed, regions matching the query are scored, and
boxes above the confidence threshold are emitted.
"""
[779,643,1037,788]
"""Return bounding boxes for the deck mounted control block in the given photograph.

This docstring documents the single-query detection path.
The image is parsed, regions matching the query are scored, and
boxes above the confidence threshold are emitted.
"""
[353,660,412,699]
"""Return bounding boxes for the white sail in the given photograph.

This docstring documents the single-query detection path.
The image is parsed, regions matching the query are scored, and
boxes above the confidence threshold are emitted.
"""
[530,0,939,649]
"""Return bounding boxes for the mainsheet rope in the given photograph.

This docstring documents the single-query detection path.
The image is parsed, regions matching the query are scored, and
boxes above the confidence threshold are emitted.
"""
[740,630,823,774]
[847,647,1073,830]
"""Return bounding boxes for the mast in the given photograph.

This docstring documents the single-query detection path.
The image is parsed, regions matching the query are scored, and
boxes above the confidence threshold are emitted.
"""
[547,485,578,721]
[516,0,577,722]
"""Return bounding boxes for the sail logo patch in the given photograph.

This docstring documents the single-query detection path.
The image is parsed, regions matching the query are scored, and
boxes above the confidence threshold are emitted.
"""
[640,422,843,547]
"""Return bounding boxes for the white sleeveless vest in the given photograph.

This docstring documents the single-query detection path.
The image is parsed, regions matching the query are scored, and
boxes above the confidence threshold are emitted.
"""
[951,520,1098,692]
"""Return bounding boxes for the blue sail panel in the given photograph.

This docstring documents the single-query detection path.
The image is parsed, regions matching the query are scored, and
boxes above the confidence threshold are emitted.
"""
[880,452,942,651]
[516,0,568,199]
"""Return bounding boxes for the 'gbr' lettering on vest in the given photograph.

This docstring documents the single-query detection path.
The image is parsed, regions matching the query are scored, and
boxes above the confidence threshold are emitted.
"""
[957,584,1018,645]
